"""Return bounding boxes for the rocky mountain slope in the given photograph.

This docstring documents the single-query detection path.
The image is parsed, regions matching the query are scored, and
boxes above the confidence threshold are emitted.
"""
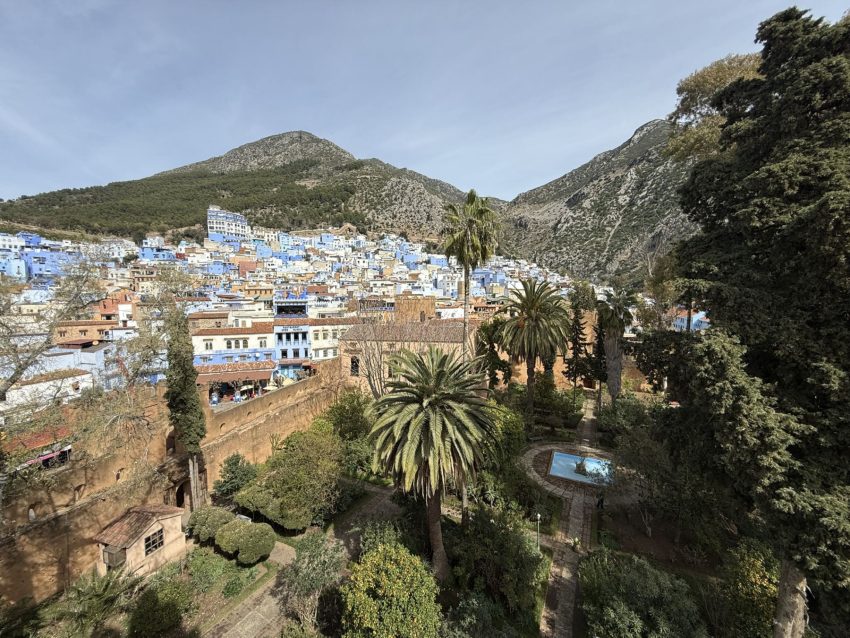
[0,122,694,280]
[500,120,695,280]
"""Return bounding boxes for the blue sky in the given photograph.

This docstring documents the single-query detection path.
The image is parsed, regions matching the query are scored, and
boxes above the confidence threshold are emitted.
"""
[0,1,846,201]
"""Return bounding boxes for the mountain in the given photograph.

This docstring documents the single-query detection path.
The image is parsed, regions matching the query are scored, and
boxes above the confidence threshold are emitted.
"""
[500,119,695,280]
[0,131,466,242]
[0,122,694,280]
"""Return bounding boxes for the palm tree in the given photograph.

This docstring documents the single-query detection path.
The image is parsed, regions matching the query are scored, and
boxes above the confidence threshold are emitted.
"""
[369,347,496,582]
[442,189,499,361]
[499,279,569,419]
[48,569,142,636]
[596,288,637,402]
[475,317,511,389]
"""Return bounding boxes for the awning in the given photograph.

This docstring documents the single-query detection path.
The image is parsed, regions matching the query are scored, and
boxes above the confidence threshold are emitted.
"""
[196,369,274,384]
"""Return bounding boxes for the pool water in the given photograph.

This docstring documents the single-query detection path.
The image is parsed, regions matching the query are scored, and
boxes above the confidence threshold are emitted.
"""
[549,452,611,485]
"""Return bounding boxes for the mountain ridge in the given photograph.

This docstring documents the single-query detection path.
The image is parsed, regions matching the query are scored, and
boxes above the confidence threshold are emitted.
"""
[0,122,694,279]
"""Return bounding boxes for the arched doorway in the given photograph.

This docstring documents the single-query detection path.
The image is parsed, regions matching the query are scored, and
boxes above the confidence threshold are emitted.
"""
[175,480,191,509]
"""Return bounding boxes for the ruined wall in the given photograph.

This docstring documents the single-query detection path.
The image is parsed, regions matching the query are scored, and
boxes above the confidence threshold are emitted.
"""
[0,357,348,603]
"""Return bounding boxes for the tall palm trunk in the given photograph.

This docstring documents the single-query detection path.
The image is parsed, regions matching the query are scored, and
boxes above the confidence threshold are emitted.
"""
[462,264,470,361]
[604,333,622,402]
[427,491,450,583]
[526,358,536,421]
[773,559,807,638]
[460,265,470,527]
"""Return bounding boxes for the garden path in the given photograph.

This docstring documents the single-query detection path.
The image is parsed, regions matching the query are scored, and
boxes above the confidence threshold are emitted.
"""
[521,398,603,638]
[202,483,396,638]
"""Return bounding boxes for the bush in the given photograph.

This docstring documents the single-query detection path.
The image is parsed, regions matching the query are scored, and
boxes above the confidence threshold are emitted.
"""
[236,522,276,565]
[188,505,236,543]
[358,521,405,557]
[441,592,523,638]
[489,404,526,463]
[596,393,650,436]
[127,576,195,637]
[446,508,547,618]
[215,519,251,555]
[235,482,285,526]
[579,548,707,638]
[187,547,232,592]
[213,453,258,498]
[341,543,441,638]
[343,436,373,476]
[222,574,245,599]
[323,390,372,440]
[279,531,346,631]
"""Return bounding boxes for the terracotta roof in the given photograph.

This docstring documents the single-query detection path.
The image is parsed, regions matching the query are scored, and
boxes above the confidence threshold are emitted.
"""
[4,425,72,453]
[343,321,465,344]
[94,505,184,548]
[188,311,229,319]
[192,321,274,336]
[195,360,277,374]
[19,368,89,386]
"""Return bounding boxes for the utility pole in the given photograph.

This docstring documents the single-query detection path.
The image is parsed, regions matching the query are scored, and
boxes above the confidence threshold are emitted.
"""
[536,512,541,552]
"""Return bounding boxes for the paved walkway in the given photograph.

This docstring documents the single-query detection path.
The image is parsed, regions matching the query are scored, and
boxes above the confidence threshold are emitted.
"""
[520,398,602,638]
[204,483,398,638]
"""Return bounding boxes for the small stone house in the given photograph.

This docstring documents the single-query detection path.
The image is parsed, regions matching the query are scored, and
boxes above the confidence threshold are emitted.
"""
[94,505,186,577]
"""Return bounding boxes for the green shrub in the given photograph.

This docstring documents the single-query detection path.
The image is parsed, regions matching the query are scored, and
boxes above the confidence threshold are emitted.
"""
[579,548,707,638]
[127,576,195,637]
[189,505,236,543]
[236,522,276,565]
[358,521,405,557]
[279,531,346,630]
[215,518,251,555]
[323,390,372,440]
[46,569,142,636]
[222,574,245,599]
[341,543,441,638]
[442,592,523,638]
[343,436,373,476]
[596,393,650,436]
[213,453,258,498]
[489,403,526,462]
[446,508,547,618]
[187,547,232,593]
[235,482,285,526]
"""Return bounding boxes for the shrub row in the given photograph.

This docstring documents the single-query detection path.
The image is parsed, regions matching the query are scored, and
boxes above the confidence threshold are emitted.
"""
[188,506,276,565]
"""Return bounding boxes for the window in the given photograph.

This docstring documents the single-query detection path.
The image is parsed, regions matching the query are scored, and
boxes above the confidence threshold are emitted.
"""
[323,349,329,358]
[313,331,320,340]
[242,339,248,348]
[144,529,164,556]
[224,355,233,362]
[79,330,88,336]
[204,340,213,351]
[293,349,300,358]
[322,331,329,340]
[285,333,291,342]
[226,340,232,349]
[264,353,273,360]
[58,330,67,337]
[332,330,338,339]
[201,356,210,363]
[259,338,267,348]
[239,355,248,361]
[332,348,338,357]
[350,356,360,376]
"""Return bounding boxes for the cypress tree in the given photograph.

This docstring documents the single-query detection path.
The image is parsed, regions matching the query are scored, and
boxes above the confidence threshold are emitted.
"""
[165,305,206,509]
[563,302,590,390]
[676,9,850,636]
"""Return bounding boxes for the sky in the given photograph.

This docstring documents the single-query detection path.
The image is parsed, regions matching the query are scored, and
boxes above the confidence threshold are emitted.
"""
[1,1,847,202]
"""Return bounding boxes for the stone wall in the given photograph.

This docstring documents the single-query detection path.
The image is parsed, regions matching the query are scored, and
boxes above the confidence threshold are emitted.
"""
[0,357,348,603]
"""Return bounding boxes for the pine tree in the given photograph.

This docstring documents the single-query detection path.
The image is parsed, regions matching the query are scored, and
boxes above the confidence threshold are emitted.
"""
[165,305,206,510]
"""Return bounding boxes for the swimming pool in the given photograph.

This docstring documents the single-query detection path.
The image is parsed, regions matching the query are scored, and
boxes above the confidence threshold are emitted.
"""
[548,452,611,485]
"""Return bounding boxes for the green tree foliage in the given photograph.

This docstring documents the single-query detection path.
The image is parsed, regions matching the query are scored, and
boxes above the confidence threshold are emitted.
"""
[579,549,707,637]
[278,531,346,631]
[188,505,236,543]
[214,518,251,555]
[442,189,499,360]
[341,543,441,638]
[47,569,142,637]
[666,53,761,161]
[236,522,276,564]
[447,508,547,619]
[213,453,258,498]
[265,427,344,529]
[498,279,569,418]
[475,317,512,389]
[187,547,233,593]
[323,390,372,441]
[563,301,590,389]
[369,347,496,583]
[713,540,779,638]
[673,9,850,633]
